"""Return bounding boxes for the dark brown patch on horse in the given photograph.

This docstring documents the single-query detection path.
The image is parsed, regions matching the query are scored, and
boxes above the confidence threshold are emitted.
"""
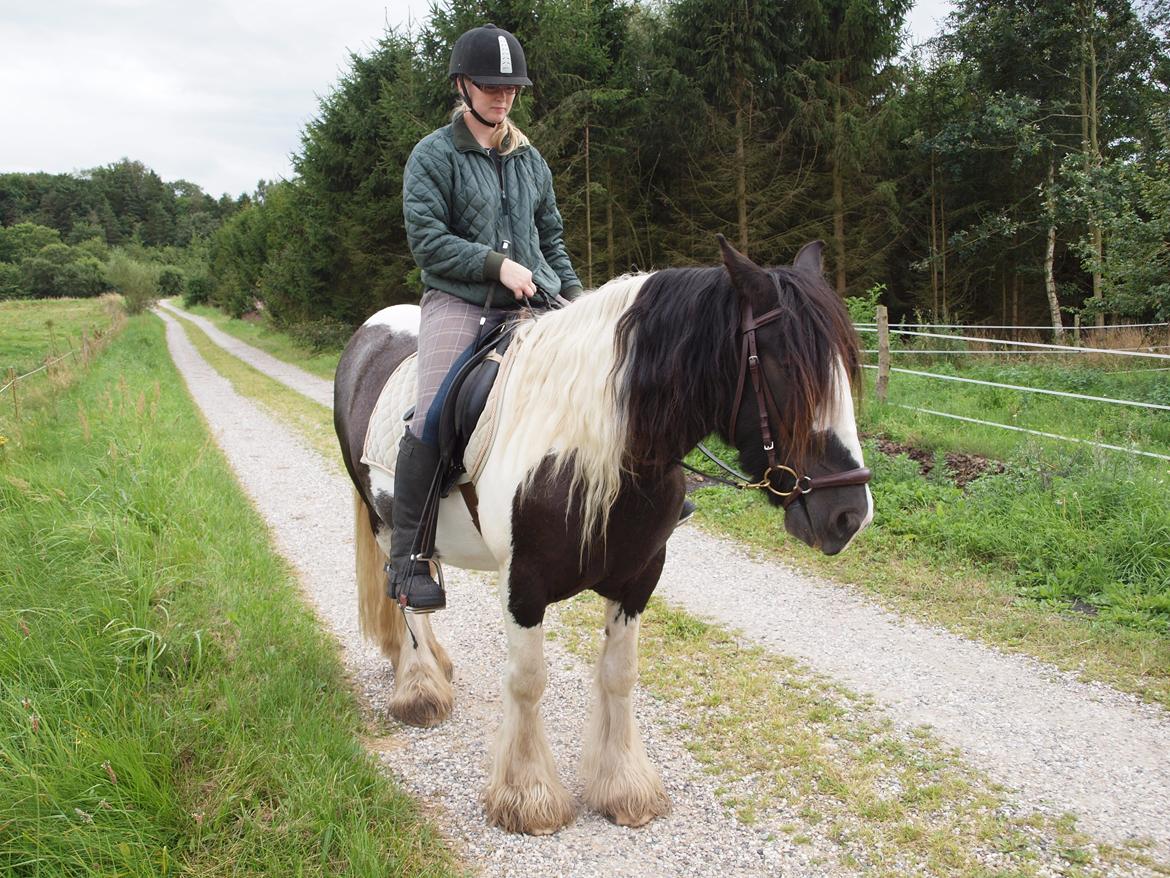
[507,457,684,628]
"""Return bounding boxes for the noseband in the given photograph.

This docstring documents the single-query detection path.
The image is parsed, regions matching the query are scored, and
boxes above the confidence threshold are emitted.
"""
[711,280,871,508]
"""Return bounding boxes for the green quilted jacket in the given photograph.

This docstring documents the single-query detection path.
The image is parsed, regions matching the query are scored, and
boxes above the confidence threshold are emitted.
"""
[403,113,582,308]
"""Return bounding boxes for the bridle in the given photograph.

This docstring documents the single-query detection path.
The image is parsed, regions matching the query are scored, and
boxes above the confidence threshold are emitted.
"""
[685,276,871,508]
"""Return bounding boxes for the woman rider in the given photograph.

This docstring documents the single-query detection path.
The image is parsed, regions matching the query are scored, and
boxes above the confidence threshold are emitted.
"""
[390,24,583,613]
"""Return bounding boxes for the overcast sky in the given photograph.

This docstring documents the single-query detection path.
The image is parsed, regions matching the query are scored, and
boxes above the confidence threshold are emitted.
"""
[0,1,955,199]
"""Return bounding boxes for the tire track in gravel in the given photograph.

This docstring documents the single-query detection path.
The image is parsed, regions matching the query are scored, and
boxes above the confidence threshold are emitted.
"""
[160,301,1170,861]
[158,309,842,877]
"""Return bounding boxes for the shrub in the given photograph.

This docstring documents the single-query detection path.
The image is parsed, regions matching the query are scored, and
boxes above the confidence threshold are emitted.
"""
[105,252,159,315]
[284,316,353,354]
[0,262,21,299]
[158,266,185,297]
[183,274,213,307]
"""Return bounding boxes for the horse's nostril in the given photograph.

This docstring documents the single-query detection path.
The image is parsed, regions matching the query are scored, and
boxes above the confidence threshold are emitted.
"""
[835,510,859,537]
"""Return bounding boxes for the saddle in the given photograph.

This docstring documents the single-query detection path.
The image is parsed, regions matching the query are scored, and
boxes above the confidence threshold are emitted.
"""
[360,314,524,539]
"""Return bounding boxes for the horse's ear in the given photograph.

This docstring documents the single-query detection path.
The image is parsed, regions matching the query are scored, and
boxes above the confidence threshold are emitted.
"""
[717,234,761,284]
[793,240,825,277]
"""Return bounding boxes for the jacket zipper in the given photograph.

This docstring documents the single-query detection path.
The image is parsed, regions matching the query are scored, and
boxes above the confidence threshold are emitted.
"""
[490,149,516,305]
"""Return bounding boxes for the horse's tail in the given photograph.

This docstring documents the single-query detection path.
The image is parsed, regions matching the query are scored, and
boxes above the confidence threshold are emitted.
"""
[354,488,404,661]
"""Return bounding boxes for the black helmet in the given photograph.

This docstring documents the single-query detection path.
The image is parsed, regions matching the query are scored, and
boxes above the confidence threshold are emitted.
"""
[448,24,532,87]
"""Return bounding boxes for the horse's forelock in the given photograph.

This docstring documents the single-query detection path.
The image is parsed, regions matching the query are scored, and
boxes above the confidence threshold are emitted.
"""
[766,266,861,468]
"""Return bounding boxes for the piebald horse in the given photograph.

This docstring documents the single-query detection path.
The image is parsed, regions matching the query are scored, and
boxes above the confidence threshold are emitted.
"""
[333,238,872,835]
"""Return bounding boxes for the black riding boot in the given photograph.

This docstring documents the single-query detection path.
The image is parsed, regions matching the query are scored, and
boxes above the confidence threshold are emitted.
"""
[385,429,446,613]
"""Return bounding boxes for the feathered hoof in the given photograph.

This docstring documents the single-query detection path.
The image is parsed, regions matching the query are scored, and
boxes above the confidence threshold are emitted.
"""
[586,773,671,828]
[483,780,576,835]
[389,675,453,728]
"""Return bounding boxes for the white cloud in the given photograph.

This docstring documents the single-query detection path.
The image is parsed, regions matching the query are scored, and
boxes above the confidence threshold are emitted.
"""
[0,0,423,196]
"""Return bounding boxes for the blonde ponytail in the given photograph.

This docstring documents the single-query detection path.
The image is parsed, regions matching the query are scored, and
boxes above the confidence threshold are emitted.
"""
[451,102,530,155]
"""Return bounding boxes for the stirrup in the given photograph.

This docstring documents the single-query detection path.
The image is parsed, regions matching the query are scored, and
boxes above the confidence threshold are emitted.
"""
[386,556,446,615]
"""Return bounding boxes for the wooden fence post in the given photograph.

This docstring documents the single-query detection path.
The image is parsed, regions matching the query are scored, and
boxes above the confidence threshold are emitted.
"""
[1073,313,1081,348]
[876,305,890,402]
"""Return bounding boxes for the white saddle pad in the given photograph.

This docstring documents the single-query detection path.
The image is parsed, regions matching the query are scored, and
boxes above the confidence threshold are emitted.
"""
[360,353,418,479]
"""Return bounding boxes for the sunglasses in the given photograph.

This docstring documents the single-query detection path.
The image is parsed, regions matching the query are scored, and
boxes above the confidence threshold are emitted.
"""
[472,82,522,96]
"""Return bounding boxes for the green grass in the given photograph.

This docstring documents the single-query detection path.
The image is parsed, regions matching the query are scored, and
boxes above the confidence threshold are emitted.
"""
[0,296,120,375]
[178,303,342,380]
[0,316,460,877]
[553,595,1168,877]
[861,361,1170,460]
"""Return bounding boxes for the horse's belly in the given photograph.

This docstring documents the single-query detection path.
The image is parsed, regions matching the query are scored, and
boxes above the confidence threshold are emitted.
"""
[435,491,497,570]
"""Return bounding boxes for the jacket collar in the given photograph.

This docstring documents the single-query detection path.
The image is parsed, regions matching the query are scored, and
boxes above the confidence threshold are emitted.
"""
[451,112,529,156]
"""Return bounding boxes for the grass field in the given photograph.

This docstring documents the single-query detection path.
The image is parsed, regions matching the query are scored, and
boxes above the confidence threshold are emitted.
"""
[0,315,460,877]
[0,296,120,376]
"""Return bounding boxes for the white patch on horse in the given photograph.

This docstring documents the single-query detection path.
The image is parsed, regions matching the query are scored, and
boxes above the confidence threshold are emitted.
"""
[491,274,651,549]
[483,604,574,834]
[815,357,874,538]
[582,603,670,825]
[362,304,420,336]
[366,465,496,570]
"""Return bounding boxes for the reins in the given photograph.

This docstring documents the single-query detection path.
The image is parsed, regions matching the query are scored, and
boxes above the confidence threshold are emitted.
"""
[683,276,871,508]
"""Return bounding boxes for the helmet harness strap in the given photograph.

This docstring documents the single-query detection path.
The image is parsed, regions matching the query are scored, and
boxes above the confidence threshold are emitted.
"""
[460,78,501,129]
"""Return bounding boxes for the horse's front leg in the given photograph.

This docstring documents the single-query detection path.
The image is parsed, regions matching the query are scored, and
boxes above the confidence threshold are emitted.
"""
[483,610,575,835]
[582,597,671,827]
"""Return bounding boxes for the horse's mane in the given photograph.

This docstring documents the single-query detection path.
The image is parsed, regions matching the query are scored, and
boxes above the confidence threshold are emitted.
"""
[500,275,647,545]
[613,264,861,471]
[501,264,859,550]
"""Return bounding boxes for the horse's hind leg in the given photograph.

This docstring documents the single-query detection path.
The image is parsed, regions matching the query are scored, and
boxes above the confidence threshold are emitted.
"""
[483,613,574,835]
[581,598,671,827]
[354,490,452,726]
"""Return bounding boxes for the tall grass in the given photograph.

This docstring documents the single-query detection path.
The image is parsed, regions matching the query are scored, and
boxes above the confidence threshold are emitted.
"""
[0,316,459,876]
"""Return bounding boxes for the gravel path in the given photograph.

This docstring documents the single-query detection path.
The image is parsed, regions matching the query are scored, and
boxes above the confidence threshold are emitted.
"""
[158,300,333,407]
[160,302,1170,864]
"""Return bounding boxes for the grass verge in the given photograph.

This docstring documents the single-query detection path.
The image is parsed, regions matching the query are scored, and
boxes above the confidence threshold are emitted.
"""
[553,595,1167,877]
[686,434,1170,708]
[0,315,459,877]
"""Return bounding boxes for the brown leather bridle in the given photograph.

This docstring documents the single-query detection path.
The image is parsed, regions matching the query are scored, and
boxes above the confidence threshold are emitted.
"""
[722,283,872,508]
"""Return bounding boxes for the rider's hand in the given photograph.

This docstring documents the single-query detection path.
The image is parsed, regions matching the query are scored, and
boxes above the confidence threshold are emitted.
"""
[500,258,537,300]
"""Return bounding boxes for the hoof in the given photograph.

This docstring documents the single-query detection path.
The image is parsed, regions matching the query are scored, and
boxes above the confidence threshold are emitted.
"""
[389,677,453,728]
[586,773,671,828]
[483,781,575,835]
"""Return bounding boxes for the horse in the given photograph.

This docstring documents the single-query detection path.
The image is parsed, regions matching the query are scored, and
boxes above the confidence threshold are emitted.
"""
[333,236,872,835]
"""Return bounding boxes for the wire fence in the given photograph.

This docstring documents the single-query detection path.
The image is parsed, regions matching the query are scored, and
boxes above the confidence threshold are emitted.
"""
[863,309,1170,464]
[2,325,114,422]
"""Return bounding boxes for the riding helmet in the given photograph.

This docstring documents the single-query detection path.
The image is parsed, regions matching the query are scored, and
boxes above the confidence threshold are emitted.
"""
[448,24,533,87]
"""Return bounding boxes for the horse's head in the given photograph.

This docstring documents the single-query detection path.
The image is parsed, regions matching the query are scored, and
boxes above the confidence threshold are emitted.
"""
[718,236,873,555]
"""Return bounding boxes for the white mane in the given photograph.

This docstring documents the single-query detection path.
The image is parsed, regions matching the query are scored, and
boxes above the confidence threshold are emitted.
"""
[500,274,651,545]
